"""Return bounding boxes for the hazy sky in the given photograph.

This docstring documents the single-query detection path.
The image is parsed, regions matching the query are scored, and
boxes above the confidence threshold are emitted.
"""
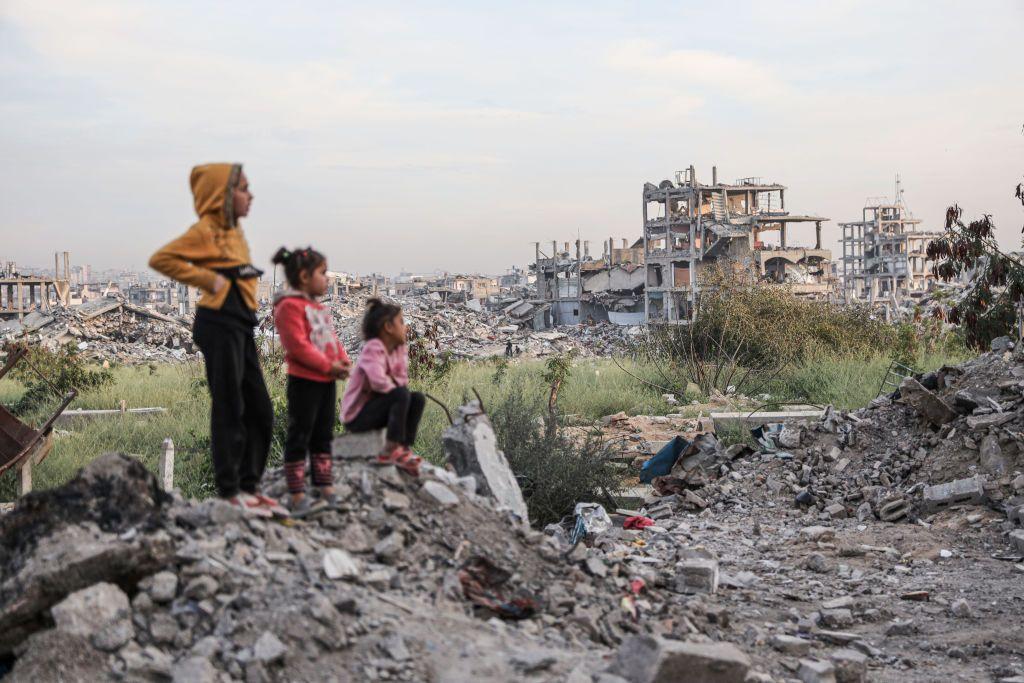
[2,1,1022,276]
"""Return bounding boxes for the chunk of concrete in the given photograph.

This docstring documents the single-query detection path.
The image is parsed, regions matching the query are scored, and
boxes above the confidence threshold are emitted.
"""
[770,634,812,655]
[443,402,528,521]
[332,429,386,459]
[979,435,1008,475]
[798,659,837,683]
[829,649,867,683]
[421,480,460,507]
[674,558,719,595]
[1009,529,1024,554]
[608,635,750,683]
[922,476,986,513]
[50,582,130,637]
[898,377,956,426]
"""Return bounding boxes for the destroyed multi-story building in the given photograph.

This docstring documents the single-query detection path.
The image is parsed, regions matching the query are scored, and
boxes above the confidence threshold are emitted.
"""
[643,166,831,322]
[528,238,645,327]
[0,253,72,321]
[840,194,942,303]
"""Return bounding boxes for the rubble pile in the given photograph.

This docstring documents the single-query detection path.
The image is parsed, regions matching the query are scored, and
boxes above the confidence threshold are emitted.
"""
[557,343,1024,681]
[0,298,196,364]
[306,290,634,360]
[4,347,1024,680]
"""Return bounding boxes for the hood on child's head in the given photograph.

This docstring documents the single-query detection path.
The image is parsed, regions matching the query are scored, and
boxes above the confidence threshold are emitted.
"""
[190,163,242,227]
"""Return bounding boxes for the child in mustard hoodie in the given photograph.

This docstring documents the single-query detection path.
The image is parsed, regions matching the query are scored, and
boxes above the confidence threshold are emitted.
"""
[149,163,286,518]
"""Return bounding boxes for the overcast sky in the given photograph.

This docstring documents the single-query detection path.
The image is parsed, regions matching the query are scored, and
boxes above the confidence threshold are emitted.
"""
[2,1,1022,276]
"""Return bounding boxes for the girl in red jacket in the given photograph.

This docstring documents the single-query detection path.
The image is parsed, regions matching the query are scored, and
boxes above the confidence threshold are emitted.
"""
[271,246,351,517]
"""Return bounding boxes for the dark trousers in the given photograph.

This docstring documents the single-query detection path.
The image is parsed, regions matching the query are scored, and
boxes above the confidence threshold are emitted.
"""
[345,386,425,446]
[193,318,274,498]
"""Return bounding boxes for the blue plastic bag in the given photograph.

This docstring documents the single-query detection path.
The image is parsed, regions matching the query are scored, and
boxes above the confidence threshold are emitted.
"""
[640,435,689,483]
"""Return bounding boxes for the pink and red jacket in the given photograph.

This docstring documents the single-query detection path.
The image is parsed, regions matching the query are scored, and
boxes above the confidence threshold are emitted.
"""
[340,338,409,424]
[273,291,349,383]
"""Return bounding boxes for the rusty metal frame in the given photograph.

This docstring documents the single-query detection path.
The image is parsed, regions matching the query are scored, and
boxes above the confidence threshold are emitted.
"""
[0,347,77,476]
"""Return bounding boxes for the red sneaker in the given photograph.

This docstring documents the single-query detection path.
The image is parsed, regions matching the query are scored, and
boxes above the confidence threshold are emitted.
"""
[228,494,272,518]
[375,446,421,477]
[251,493,290,518]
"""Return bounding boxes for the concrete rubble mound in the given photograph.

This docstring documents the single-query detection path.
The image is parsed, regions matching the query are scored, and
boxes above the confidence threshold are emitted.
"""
[2,447,745,682]
[555,345,1024,681]
[3,347,1024,680]
[0,296,196,364]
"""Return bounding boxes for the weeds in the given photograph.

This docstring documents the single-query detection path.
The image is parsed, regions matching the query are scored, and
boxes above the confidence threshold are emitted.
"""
[489,382,621,527]
[5,343,113,418]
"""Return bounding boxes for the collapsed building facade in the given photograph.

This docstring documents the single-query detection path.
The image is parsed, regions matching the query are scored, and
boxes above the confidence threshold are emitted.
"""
[840,195,943,303]
[528,238,645,327]
[643,166,831,322]
[0,254,72,321]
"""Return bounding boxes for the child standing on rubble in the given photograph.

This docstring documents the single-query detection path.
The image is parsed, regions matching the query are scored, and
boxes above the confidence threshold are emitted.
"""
[149,163,287,518]
[341,299,425,476]
[272,246,352,517]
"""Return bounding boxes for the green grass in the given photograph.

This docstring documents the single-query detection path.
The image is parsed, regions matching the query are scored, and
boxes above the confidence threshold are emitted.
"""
[767,349,971,410]
[0,346,971,501]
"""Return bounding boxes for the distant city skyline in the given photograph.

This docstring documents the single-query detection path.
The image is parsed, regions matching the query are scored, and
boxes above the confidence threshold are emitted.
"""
[2,1,1022,275]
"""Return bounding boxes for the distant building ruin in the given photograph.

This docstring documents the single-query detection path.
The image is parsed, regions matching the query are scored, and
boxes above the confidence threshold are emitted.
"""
[0,253,72,321]
[840,195,942,303]
[530,238,644,327]
[643,166,830,322]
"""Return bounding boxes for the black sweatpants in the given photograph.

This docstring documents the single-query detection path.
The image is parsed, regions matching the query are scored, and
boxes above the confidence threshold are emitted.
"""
[283,376,337,494]
[193,318,274,498]
[344,386,425,446]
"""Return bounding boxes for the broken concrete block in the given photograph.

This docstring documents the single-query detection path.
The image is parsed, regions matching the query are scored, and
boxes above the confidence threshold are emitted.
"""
[769,634,812,655]
[332,429,386,459]
[1009,529,1024,554]
[50,582,130,638]
[421,480,460,507]
[898,377,957,426]
[674,558,719,595]
[828,649,866,683]
[608,635,749,683]
[798,658,837,683]
[980,434,1008,475]
[922,476,986,513]
[323,549,361,580]
[443,402,528,521]
[800,525,835,542]
[878,497,910,522]
[819,608,853,628]
[252,630,288,663]
[966,412,1015,429]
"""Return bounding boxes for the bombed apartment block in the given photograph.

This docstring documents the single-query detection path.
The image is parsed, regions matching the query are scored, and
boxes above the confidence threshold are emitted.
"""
[0,253,72,321]
[531,238,645,327]
[643,166,830,322]
[840,192,943,304]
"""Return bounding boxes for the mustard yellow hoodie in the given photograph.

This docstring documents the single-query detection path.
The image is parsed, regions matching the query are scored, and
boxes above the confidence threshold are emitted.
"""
[149,163,258,312]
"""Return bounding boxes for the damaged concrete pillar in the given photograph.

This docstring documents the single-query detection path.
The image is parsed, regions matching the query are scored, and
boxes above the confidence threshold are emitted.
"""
[442,401,529,521]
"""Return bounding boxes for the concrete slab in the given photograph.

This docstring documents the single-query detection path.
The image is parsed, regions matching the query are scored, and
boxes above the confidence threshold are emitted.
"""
[922,476,986,513]
[332,429,386,459]
[711,409,825,429]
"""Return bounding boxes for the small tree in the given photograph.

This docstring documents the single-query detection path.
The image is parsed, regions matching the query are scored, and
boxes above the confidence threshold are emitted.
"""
[927,182,1024,349]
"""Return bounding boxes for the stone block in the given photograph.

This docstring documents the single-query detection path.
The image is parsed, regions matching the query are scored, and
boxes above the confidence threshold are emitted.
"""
[50,582,130,637]
[798,659,837,683]
[769,634,812,655]
[608,635,749,683]
[443,403,528,520]
[829,649,867,683]
[899,377,957,426]
[332,429,386,459]
[1009,529,1024,554]
[922,476,986,513]
[674,558,719,595]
